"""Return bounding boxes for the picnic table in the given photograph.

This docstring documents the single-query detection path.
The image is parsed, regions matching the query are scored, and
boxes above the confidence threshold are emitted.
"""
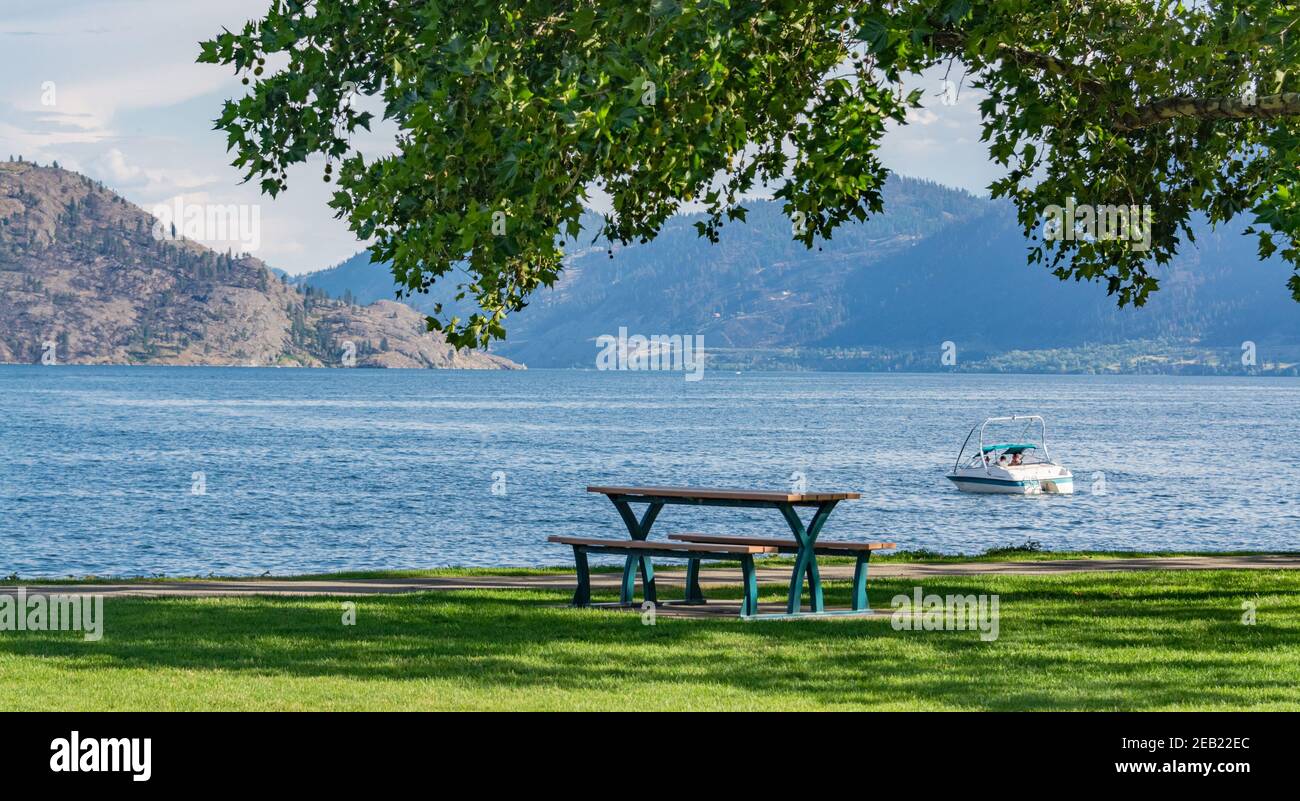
[579,485,871,618]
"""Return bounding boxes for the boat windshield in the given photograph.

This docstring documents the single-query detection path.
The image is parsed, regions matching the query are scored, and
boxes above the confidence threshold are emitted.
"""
[969,444,1049,468]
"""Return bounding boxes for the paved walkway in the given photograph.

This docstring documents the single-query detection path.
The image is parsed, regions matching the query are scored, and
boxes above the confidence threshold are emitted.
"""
[2,555,1297,599]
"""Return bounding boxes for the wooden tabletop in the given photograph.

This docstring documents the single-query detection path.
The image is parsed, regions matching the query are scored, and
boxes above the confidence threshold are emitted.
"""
[587,485,861,502]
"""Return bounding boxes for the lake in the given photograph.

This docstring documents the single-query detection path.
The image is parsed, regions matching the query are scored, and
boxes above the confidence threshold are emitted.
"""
[1,366,1297,577]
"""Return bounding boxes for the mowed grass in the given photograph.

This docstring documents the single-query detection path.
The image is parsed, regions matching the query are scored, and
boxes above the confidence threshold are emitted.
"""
[1,569,1298,710]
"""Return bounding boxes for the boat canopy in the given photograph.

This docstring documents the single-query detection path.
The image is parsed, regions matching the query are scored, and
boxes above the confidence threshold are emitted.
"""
[952,415,1054,474]
[981,443,1038,454]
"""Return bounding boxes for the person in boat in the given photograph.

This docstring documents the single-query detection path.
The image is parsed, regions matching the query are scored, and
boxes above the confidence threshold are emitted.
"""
[1011,452,1024,466]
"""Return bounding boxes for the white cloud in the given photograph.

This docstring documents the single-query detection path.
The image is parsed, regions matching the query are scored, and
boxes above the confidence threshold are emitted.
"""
[907,108,940,126]
[92,148,140,183]
[86,148,218,198]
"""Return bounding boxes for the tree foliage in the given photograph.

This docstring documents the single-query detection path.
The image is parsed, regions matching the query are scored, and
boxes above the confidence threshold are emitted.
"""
[200,1,1300,348]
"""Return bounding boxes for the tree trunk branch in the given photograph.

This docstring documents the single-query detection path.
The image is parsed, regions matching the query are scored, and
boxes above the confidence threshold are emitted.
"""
[1114,92,1300,131]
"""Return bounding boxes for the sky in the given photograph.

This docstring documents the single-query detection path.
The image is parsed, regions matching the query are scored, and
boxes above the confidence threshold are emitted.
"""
[0,0,1000,275]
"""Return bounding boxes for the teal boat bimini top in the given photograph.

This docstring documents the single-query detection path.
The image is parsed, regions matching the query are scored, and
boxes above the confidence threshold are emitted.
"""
[981,443,1038,454]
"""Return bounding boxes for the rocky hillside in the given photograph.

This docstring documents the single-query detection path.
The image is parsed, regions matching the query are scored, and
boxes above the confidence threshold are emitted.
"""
[0,161,520,368]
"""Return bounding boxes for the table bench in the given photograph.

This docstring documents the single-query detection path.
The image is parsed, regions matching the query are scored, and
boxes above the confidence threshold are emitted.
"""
[547,536,777,616]
[559,485,875,618]
[667,534,896,611]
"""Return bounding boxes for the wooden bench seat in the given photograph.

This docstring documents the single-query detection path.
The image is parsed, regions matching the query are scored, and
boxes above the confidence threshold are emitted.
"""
[548,536,777,555]
[666,534,896,611]
[666,533,895,555]
[546,535,771,615]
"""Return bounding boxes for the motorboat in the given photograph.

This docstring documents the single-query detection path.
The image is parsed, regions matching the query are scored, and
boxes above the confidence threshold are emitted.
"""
[947,415,1073,495]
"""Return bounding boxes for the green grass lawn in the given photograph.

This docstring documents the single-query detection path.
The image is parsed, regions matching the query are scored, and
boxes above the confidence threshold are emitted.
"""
[2,568,1298,710]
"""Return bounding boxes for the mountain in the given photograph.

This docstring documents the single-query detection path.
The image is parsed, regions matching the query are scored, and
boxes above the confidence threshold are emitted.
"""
[0,161,520,369]
[287,210,611,323]
[298,178,990,355]
[293,175,1300,372]
[818,202,1300,350]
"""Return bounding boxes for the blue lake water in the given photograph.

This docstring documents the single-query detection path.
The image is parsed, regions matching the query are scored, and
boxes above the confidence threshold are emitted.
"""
[1,366,1297,577]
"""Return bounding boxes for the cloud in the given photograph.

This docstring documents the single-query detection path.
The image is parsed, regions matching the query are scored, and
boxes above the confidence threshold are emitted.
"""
[907,108,941,126]
[41,65,232,136]
[1,0,267,128]
[86,148,219,198]
[92,148,140,183]
[0,117,113,164]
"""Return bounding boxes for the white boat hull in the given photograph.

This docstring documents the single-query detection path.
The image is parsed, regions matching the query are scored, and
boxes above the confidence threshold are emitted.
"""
[947,467,1074,495]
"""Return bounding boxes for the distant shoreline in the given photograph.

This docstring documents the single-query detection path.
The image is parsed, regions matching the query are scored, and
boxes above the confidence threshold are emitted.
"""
[0,361,522,371]
[2,362,1298,377]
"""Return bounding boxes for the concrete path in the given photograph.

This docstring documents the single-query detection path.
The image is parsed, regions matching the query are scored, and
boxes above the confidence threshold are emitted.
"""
[2,554,1297,599]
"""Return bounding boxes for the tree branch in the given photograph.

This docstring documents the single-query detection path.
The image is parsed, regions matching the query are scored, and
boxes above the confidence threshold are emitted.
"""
[928,31,1107,92]
[1114,92,1300,131]
[929,30,1300,132]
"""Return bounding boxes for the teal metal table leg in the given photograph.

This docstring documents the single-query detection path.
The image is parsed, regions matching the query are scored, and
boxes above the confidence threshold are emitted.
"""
[611,498,663,606]
[805,559,818,607]
[851,552,870,611]
[619,560,637,605]
[684,558,705,604]
[740,555,758,617]
[786,543,813,614]
[779,502,836,614]
[802,553,824,612]
[640,557,657,605]
[572,546,591,607]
